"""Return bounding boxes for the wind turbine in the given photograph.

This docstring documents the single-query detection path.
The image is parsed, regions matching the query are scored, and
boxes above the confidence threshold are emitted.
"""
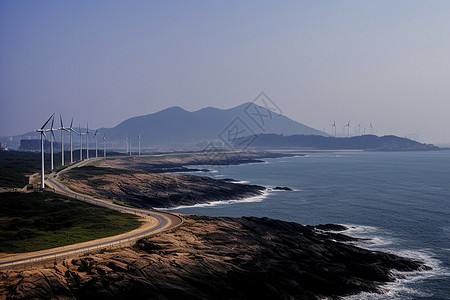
[68,117,75,163]
[36,113,54,188]
[129,137,132,156]
[345,121,351,137]
[78,124,84,160]
[330,121,337,137]
[93,129,99,158]
[58,114,69,166]
[369,121,374,134]
[49,116,57,170]
[355,122,361,136]
[103,132,107,158]
[138,132,142,156]
[86,123,90,159]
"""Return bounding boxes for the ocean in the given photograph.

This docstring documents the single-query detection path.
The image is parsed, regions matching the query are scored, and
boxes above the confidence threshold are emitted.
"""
[167,150,450,299]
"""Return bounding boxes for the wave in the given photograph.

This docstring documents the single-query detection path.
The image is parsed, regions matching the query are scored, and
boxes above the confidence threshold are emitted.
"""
[231,180,250,184]
[342,224,450,300]
[157,190,271,211]
[341,224,398,248]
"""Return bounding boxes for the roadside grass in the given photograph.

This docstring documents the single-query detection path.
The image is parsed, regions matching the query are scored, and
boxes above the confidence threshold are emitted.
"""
[0,192,142,253]
[59,181,89,195]
[112,200,138,209]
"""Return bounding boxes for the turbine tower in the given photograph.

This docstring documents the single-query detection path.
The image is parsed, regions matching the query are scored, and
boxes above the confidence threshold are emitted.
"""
[125,137,129,155]
[68,118,75,163]
[86,123,90,159]
[103,132,107,158]
[345,121,351,137]
[36,113,54,189]
[129,137,131,156]
[355,122,361,136]
[58,114,69,166]
[369,121,374,134]
[78,124,84,161]
[138,132,142,156]
[93,129,99,158]
[49,116,56,170]
[330,121,337,137]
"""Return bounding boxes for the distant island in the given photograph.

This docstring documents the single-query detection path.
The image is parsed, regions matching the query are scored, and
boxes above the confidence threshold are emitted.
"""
[235,134,439,151]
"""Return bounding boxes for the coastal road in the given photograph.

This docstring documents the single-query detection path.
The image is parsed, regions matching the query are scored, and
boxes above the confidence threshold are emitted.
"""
[0,157,183,270]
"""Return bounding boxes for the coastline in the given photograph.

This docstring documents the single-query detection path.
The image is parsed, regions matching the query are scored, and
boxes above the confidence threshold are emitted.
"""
[0,151,440,299]
[158,189,271,211]
[0,216,430,299]
[59,151,291,210]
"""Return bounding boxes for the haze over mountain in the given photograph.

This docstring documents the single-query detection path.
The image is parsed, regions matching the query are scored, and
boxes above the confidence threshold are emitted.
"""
[3,103,327,149]
[106,102,327,148]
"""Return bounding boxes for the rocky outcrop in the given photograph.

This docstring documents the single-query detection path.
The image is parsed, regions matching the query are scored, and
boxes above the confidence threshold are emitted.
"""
[61,170,265,209]
[0,216,429,300]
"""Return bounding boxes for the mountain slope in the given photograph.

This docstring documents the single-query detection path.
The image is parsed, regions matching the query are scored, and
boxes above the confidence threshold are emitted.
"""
[103,102,327,147]
[2,103,327,149]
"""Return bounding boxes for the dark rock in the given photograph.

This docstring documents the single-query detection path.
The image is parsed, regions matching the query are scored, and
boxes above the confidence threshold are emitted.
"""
[273,186,292,191]
[0,216,430,300]
[315,224,347,231]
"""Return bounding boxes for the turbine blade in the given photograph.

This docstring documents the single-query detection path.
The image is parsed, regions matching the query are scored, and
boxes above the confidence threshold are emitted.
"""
[70,117,74,129]
[41,113,55,130]
[50,115,54,130]
[60,114,63,128]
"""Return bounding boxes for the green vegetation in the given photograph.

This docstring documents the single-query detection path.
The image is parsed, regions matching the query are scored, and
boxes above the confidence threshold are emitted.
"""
[64,165,145,181]
[0,192,142,253]
[0,151,41,188]
[112,200,138,209]
[59,181,88,196]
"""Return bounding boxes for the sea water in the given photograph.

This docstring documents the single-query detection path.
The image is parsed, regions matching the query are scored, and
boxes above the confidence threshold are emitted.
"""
[167,150,450,299]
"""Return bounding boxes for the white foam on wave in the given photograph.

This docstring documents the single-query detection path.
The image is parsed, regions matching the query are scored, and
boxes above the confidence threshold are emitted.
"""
[341,224,450,300]
[157,190,271,211]
[233,180,250,184]
[342,224,398,248]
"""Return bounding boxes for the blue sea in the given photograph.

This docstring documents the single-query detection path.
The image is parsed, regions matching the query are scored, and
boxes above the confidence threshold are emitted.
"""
[167,150,450,299]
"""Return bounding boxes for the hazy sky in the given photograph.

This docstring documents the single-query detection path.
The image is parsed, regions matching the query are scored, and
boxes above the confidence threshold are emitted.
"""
[1,1,450,143]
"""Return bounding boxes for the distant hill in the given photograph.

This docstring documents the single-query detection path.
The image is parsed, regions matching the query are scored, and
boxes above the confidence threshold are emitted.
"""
[102,103,327,148]
[2,103,328,149]
[235,134,439,151]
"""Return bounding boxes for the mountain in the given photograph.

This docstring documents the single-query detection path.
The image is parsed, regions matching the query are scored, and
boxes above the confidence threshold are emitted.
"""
[235,134,439,151]
[104,103,327,148]
[1,103,327,149]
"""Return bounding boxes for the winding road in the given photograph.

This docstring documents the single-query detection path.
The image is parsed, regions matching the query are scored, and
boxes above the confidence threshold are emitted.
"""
[0,157,183,270]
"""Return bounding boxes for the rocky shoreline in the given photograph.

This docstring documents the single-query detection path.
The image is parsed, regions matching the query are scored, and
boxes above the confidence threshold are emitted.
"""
[58,151,300,209]
[0,216,429,299]
[60,167,266,209]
